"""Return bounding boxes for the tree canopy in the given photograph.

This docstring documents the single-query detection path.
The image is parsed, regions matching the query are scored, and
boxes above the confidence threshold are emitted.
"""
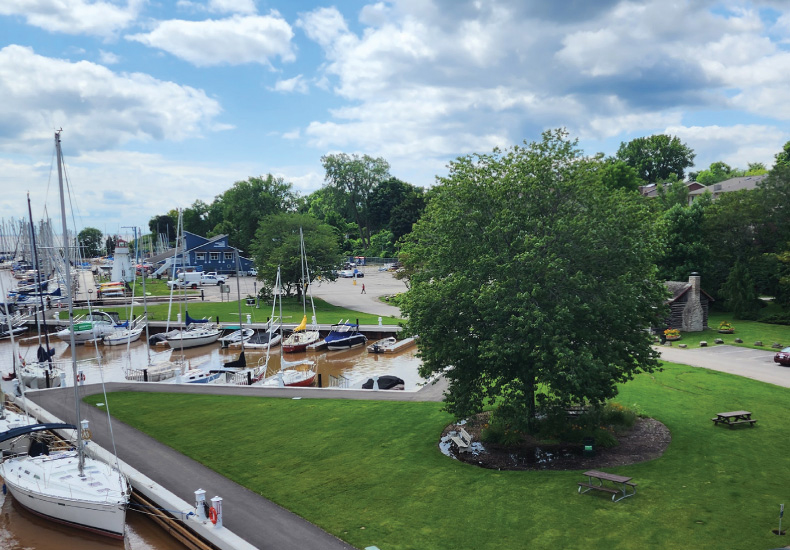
[616,134,695,183]
[211,175,297,254]
[77,227,103,257]
[252,213,342,296]
[321,153,390,249]
[400,130,666,427]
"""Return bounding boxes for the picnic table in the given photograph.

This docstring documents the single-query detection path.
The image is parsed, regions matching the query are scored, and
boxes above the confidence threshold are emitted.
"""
[578,470,637,502]
[711,410,757,428]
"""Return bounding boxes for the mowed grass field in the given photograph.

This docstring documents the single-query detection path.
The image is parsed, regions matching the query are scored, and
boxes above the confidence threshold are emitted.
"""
[87,360,790,550]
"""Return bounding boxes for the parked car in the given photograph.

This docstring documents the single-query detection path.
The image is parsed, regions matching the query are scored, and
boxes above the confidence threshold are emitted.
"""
[775,347,790,366]
[201,273,227,286]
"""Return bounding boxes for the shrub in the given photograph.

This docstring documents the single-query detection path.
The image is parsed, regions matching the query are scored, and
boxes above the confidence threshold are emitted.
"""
[601,402,636,429]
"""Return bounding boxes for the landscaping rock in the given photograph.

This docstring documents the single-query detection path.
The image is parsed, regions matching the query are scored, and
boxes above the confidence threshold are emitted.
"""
[773,342,783,349]
[714,338,724,344]
[755,341,763,346]
[734,338,743,343]
[678,344,687,348]
[699,341,707,347]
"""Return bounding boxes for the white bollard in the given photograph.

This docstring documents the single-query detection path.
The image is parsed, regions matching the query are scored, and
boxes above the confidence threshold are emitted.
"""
[177,313,182,325]
[246,314,252,324]
[195,489,207,520]
[60,372,66,387]
[378,316,382,326]
[373,376,380,391]
[210,496,223,528]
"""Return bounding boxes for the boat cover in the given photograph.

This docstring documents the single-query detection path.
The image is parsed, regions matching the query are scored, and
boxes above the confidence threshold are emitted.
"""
[362,375,405,390]
[0,423,77,444]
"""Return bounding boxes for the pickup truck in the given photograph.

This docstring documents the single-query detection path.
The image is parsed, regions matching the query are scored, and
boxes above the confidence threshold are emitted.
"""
[200,273,227,286]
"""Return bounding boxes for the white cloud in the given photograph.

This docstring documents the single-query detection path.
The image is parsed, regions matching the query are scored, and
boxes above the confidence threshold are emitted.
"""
[208,0,256,15]
[667,124,787,171]
[99,50,120,65]
[273,75,308,94]
[126,13,295,67]
[177,0,257,15]
[0,45,224,154]
[0,0,143,38]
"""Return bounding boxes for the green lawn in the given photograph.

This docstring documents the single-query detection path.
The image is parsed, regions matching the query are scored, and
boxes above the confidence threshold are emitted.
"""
[88,362,790,550]
[665,311,788,350]
[62,295,402,326]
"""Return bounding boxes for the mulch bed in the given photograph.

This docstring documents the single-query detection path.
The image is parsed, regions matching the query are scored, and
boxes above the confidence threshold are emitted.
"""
[442,411,671,471]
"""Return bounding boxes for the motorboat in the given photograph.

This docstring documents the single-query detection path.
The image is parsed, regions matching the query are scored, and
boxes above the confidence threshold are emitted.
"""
[218,327,254,348]
[324,320,367,350]
[55,311,127,344]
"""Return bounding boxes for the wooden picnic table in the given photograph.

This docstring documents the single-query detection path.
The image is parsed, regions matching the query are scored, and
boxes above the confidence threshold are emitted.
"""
[578,470,637,502]
[711,410,757,429]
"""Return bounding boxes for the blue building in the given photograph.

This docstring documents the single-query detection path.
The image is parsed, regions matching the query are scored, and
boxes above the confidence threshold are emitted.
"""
[150,232,255,276]
[183,232,254,275]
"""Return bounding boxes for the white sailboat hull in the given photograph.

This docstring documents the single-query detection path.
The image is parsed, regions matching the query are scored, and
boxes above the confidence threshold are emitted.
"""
[0,452,128,539]
[166,329,221,349]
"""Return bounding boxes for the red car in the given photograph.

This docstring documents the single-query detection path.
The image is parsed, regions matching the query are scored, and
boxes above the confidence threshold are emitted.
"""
[775,347,790,366]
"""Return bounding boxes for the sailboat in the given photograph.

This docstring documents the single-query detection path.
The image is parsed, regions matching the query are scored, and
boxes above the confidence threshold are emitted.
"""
[282,228,321,353]
[17,194,63,388]
[255,267,317,387]
[0,131,130,539]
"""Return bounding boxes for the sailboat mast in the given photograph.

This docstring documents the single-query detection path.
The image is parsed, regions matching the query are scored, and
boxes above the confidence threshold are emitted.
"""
[55,131,85,475]
[234,249,244,353]
[26,194,53,368]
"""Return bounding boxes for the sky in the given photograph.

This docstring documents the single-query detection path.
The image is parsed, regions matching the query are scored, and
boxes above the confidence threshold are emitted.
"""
[1,0,790,238]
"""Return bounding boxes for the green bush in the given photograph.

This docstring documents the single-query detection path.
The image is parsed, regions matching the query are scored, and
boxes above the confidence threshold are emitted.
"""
[601,402,636,428]
[592,427,619,448]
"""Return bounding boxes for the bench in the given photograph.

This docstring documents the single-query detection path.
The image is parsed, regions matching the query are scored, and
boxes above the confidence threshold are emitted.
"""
[449,427,473,453]
[577,483,620,496]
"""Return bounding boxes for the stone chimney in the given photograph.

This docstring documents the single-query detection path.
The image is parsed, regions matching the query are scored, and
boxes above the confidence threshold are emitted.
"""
[682,272,704,332]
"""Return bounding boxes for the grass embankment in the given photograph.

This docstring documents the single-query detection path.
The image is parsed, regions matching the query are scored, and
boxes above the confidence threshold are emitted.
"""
[64,295,402,326]
[88,362,790,550]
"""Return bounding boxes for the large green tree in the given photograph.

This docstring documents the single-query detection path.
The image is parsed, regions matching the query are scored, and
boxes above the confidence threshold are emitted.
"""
[656,199,711,281]
[321,153,390,248]
[211,175,297,254]
[616,134,695,182]
[148,214,176,243]
[252,213,342,296]
[77,227,103,257]
[400,130,666,428]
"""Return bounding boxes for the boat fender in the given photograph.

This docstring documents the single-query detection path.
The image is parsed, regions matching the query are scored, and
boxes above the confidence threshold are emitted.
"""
[209,506,218,524]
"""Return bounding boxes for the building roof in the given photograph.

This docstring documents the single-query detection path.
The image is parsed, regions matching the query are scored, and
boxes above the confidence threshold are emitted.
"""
[688,174,767,197]
[665,281,715,303]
